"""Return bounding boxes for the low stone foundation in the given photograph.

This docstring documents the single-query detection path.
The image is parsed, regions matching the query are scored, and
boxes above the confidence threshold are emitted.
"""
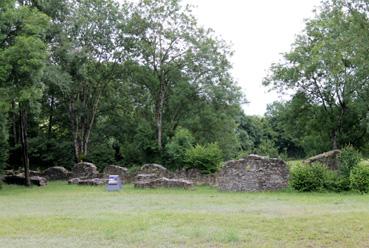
[68,178,105,186]
[174,168,217,186]
[3,175,48,186]
[134,177,193,189]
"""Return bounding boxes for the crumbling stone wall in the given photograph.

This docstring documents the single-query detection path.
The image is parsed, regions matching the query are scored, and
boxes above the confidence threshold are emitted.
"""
[43,166,70,180]
[217,155,289,192]
[103,165,129,181]
[303,150,341,170]
[71,162,99,179]
[134,177,193,189]
[138,164,171,178]
[175,168,217,186]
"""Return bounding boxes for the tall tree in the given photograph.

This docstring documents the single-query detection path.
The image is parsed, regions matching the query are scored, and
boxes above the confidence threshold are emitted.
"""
[121,0,238,150]
[0,0,49,185]
[264,0,369,150]
[53,0,121,161]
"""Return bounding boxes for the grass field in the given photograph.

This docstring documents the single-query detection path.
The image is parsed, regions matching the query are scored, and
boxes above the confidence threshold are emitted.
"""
[1,182,369,248]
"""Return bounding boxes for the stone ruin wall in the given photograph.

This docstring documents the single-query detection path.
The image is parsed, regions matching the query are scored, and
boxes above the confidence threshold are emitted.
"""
[3,156,290,191]
[217,155,289,192]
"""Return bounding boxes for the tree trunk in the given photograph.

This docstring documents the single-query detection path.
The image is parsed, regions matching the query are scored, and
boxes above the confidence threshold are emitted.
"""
[11,101,18,145]
[332,129,338,150]
[19,103,31,187]
[47,96,55,139]
[155,82,166,150]
[69,89,101,162]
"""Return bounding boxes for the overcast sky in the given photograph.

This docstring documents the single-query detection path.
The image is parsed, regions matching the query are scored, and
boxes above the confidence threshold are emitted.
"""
[185,0,321,115]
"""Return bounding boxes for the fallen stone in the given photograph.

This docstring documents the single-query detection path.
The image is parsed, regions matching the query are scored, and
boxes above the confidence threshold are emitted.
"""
[43,166,70,181]
[134,177,193,189]
[135,173,158,182]
[103,165,128,181]
[3,175,48,186]
[139,163,170,178]
[30,170,43,177]
[303,150,341,170]
[68,178,105,186]
[30,176,48,186]
[218,154,289,192]
[4,170,15,176]
[15,170,43,177]
[71,162,99,179]
[175,168,217,186]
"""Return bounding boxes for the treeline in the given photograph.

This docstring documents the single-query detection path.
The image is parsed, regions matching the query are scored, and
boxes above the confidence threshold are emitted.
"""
[1,0,369,185]
[0,0,247,184]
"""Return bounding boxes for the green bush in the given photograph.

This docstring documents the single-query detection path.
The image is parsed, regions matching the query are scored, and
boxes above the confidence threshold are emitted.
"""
[165,128,195,169]
[290,163,330,192]
[255,139,279,158]
[338,145,362,177]
[185,143,223,173]
[350,162,369,193]
[323,170,350,192]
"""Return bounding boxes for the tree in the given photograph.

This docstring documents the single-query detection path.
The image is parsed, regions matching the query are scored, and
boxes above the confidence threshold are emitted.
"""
[121,0,239,151]
[51,0,121,161]
[0,0,245,173]
[264,0,369,150]
[0,1,49,185]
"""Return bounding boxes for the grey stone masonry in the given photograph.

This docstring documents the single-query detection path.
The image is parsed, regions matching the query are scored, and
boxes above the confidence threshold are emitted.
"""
[103,165,129,181]
[71,162,99,179]
[134,177,193,189]
[43,166,70,181]
[138,164,171,178]
[217,155,289,192]
[303,150,341,170]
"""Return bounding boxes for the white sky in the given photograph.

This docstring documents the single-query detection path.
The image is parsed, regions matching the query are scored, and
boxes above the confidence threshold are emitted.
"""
[186,0,321,116]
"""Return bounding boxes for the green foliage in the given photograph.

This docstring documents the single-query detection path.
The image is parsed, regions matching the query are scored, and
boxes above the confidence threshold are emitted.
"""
[28,137,74,170]
[338,145,362,177]
[185,143,223,173]
[255,139,279,158]
[237,113,282,158]
[290,163,331,192]
[290,159,369,193]
[350,162,369,193]
[323,171,350,193]
[87,142,115,172]
[264,0,369,152]
[165,128,195,169]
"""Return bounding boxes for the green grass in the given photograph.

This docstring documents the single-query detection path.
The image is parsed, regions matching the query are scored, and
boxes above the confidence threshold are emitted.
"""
[1,182,369,247]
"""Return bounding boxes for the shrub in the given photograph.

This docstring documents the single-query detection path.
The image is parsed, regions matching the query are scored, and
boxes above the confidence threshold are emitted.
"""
[185,143,223,173]
[350,162,369,193]
[338,145,362,177]
[165,128,195,169]
[290,163,330,192]
[323,171,349,192]
[255,139,279,158]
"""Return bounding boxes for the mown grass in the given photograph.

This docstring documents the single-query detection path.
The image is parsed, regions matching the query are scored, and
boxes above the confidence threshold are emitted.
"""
[1,182,369,247]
